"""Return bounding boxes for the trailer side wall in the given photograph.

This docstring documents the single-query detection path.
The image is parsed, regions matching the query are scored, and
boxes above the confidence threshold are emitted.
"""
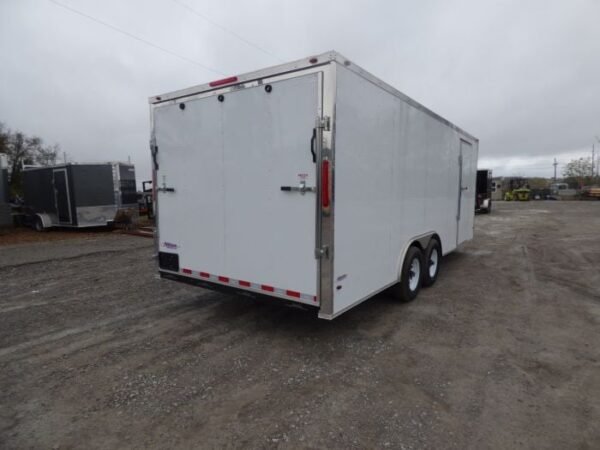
[331,64,476,314]
[71,165,114,207]
[23,168,56,214]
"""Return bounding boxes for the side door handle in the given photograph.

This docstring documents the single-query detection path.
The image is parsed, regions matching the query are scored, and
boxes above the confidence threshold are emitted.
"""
[310,128,317,163]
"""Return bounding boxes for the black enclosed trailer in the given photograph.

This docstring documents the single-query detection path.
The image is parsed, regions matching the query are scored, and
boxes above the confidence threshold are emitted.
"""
[23,162,138,230]
[475,169,492,213]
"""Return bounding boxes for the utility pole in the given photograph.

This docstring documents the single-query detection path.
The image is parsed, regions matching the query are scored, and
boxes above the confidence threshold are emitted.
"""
[553,158,558,182]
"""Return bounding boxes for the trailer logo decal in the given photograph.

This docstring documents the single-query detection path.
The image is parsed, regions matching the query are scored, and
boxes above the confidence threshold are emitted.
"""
[177,268,318,305]
[162,241,179,249]
[297,173,308,180]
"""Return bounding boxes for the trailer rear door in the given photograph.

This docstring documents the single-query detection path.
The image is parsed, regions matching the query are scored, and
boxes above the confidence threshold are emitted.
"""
[154,73,321,304]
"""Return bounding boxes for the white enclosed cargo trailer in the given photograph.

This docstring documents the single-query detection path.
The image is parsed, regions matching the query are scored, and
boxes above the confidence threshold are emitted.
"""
[149,51,478,319]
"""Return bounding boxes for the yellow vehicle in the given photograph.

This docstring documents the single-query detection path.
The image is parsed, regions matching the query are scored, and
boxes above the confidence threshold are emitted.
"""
[513,188,531,201]
[504,188,530,201]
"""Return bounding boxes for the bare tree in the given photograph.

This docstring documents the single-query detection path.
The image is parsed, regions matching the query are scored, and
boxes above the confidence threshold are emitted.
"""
[562,157,596,188]
[0,124,60,195]
[36,143,59,166]
[0,122,8,154]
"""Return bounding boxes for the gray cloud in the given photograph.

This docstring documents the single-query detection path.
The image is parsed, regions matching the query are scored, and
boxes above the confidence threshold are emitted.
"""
[1,0,599,181]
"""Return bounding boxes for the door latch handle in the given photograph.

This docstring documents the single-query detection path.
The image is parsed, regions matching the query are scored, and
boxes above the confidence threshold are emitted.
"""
[157,175,175,193]
[280,180,315,195]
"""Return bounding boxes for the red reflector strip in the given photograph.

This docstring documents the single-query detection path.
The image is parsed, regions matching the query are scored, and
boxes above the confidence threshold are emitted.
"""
[321,159,330,208]
[177,269,317,305]
[209,76,238,87]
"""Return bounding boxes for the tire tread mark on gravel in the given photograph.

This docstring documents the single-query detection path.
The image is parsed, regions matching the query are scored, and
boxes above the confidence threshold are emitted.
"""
[0,298,188,360]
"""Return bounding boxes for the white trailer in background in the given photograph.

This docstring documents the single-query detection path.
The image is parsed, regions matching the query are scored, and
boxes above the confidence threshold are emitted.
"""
[149,51,478,319]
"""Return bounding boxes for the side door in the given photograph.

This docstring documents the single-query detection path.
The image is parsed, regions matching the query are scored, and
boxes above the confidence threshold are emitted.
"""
[53,168,72,223]
[457,140,476,244]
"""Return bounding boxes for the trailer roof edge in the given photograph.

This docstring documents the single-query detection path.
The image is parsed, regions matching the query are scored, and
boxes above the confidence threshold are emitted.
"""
[149,50,478,142]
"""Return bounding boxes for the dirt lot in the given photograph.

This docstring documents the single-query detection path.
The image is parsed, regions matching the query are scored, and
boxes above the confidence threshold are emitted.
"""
[0,227,117,246]
[1,202,599,449]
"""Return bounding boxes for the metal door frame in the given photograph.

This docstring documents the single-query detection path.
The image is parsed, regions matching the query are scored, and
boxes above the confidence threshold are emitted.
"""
[456,139,472,245]
[53,168,72,224]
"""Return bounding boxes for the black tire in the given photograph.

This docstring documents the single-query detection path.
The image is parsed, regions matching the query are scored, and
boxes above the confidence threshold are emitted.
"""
[422,238,441,287]
[392,246,424,302]
[33,216,45,232]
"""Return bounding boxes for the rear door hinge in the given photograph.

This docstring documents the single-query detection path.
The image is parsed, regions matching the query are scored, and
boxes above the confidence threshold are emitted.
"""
[316,116,331,131]
[150,137,159,171]
[315,245,329,259]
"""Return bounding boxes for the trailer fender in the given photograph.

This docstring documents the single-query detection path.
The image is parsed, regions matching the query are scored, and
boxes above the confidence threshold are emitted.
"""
[395,232,441,281]
[34,213,53,230]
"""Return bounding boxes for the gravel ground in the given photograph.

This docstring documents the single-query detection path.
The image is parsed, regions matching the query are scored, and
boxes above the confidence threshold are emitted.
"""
[0,201,599,449]
[0,227,116,247]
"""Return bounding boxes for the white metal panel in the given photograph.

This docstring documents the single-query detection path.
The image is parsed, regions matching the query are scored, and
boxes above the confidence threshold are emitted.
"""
[154,74,320,299]
[155,96,227,273]
[458,140,477,244]
[332,65,471,315]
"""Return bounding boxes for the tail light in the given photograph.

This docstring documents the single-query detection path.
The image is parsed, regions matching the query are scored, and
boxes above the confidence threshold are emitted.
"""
[321,159,330,209]
[209,76,238,87]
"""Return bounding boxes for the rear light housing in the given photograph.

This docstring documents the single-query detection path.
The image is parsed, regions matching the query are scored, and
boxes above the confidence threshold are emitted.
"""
[321,159,331,210]
[209,76,238,87]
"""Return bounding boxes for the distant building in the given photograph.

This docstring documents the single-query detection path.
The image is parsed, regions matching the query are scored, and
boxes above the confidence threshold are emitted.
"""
[491,177,503,201]
[550,183,578,199]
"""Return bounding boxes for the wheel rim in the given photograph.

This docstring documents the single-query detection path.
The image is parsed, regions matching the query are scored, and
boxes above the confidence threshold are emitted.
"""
[408,257,420,291]
[429,248,439,278]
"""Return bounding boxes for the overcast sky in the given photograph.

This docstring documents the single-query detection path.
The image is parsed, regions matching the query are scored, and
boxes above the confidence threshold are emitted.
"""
[1,0,599,182]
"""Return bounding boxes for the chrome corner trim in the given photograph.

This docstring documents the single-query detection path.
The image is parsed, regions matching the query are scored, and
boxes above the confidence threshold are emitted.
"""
[317,62,336,318]
[149,105,159,258]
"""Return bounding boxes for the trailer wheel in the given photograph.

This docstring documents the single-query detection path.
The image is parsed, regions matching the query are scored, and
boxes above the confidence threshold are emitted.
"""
[33,216,45,232]
[422,238,441,287]
[393,246,423,302]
